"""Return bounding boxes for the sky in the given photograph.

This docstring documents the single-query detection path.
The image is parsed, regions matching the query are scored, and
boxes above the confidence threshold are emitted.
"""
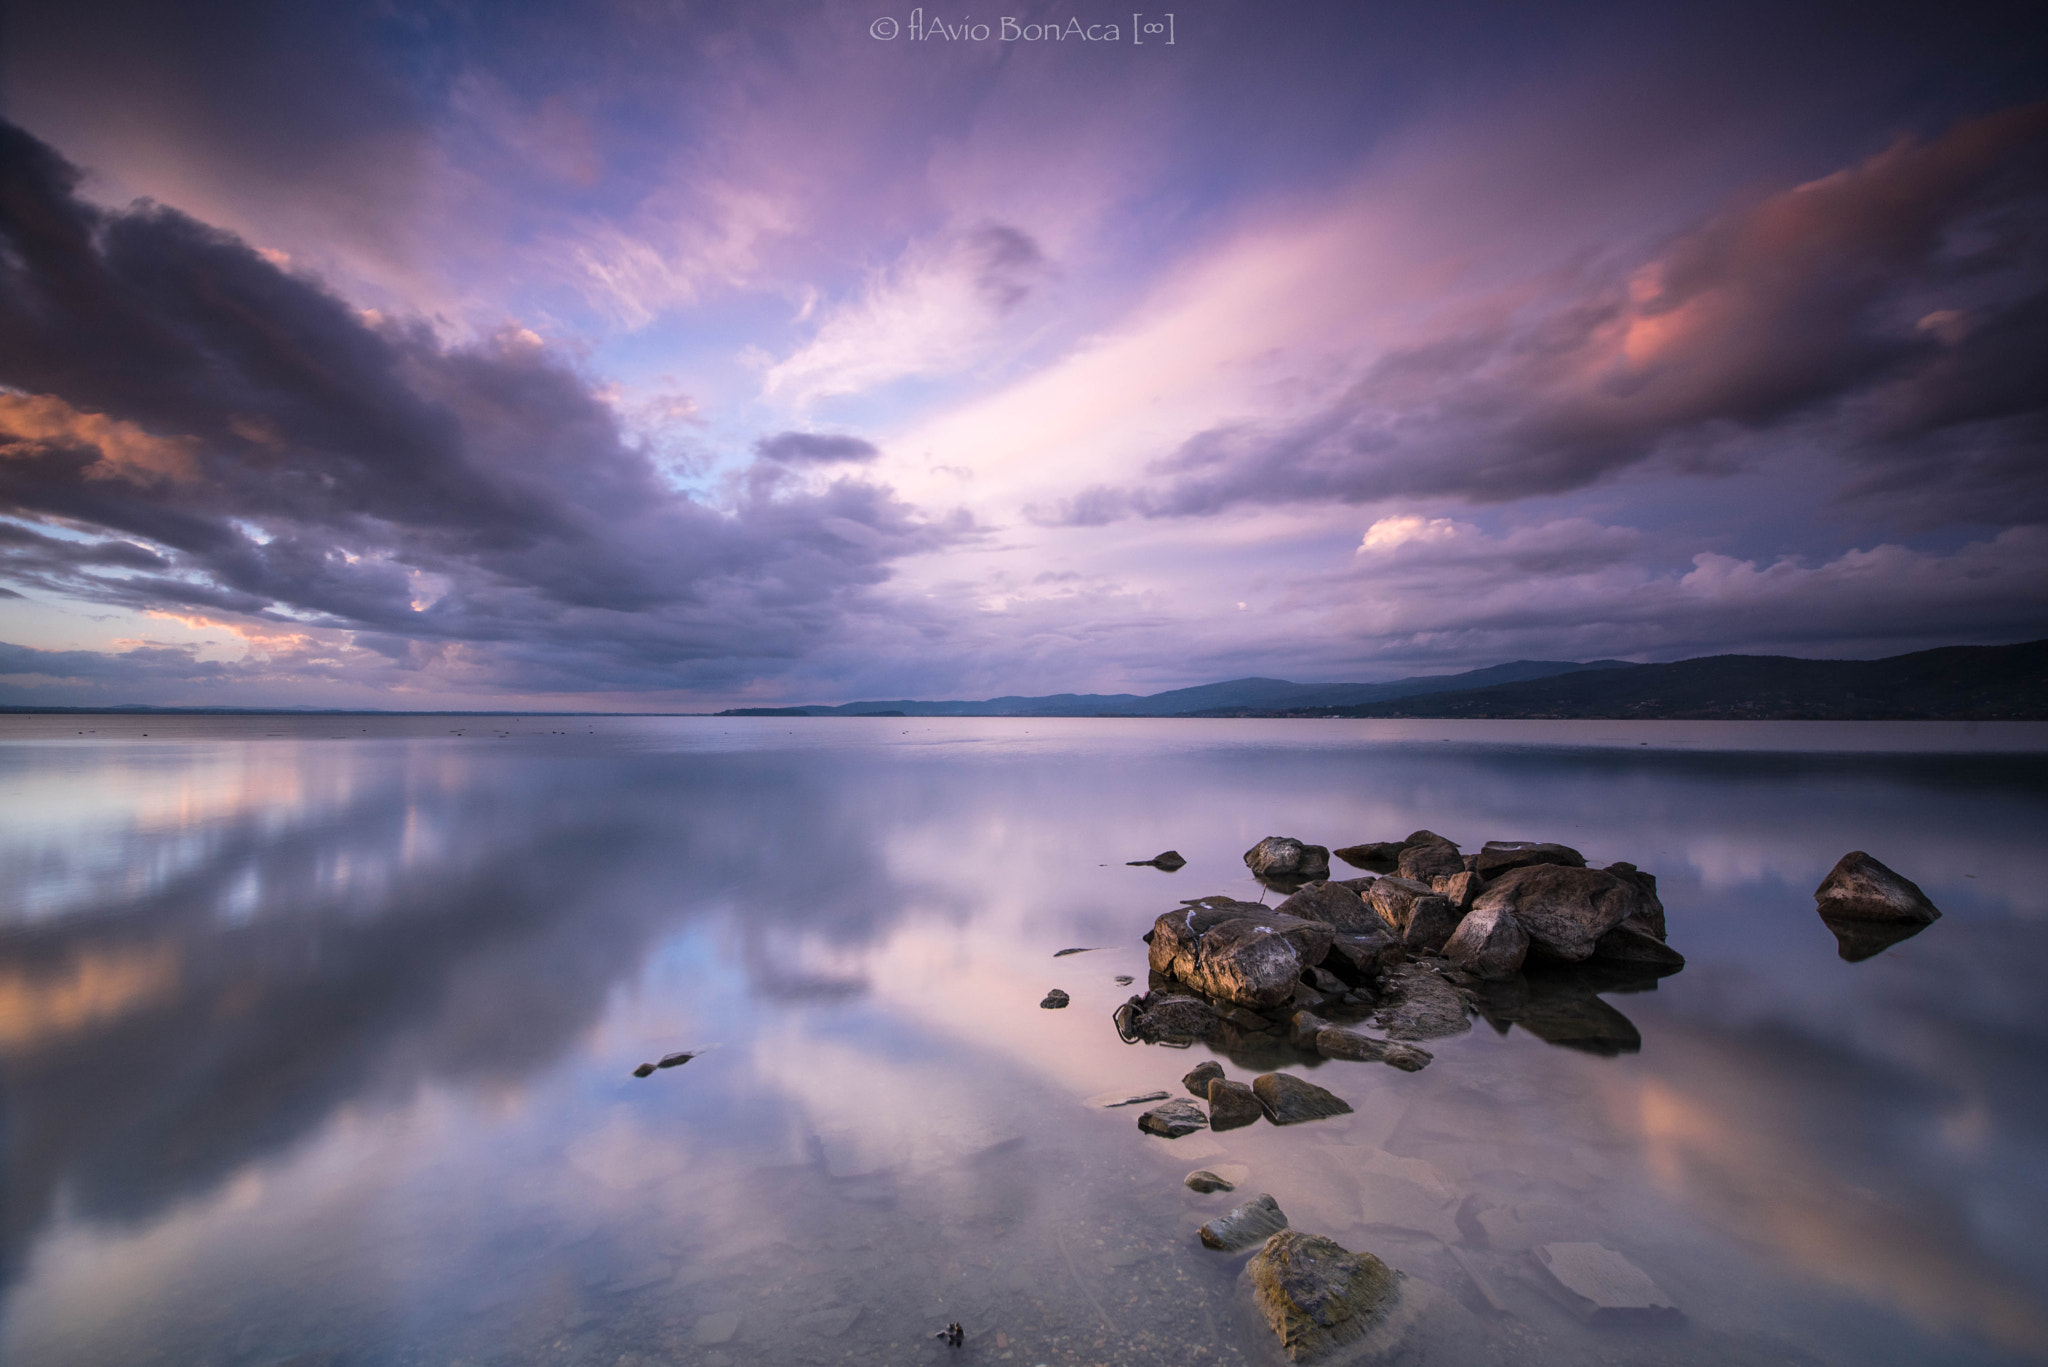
[0,0,2043,710]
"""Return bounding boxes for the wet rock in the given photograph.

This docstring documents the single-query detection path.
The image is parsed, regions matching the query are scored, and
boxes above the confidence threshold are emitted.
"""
[1184,1060,1227,1097]
[1815,851,1941,924]
[1332,876,1378,894]
[657,1051,697,1069]
[1053,946,1102,957]
[1040,989,1071,1008]
[1223,1004,1282,1033]
[1305,966,1349,997]
[1364,877,1433,933]
[1470,864,1654,962]
[1333,841,1405,871]
[1275,881,1380,933]
[1431,870,1485,912]
[1396,838,1464,883]
[1149,905,1337,1011]
[1442,904,1530,980]
[1115,974,1135,985]
[1246,1230,1404,1360]
[1187,1163,1251,1193]
[1244,837,1332,881]
[1253,1073,1354,1125]
[1289,1010,1333,1049]
[1290,981,1331,1012]
[1139,1098,1211,1138]
[1401,896,1459,955]
[1591,920,1685,971]
[632,1062,657,1078]
[1210,1078,1267,1131]
[1533,1242,1682,1324]
[1121,991,1221,1045]
[1473,840,1586,880]
[1602,863,1667,939]
[1324,929,1402,985]
[1200,1193,1290,1251]
[1314,1028,1431,1072]
[1088,1087,1171,1110]
[1372,963,1473,1041]
[1128,850,1188,869]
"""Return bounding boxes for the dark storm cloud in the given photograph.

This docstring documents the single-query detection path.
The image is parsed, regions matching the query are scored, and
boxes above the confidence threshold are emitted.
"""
[0,121,962,693]
[1054,106,2048,525]
[753,431,880,464]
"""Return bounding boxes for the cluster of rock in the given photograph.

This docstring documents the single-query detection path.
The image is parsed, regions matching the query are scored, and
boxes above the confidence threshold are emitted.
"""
[1116,830,1685,1070]
[1135,1061,1356,1139]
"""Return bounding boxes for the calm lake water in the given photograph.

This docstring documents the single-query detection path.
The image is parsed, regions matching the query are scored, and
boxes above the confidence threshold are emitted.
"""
[2,715,2046,1367]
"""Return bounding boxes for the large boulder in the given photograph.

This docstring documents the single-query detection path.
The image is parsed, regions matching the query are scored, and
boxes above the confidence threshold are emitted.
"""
[1442,904,1529,980]
[1150,904,1337,1010]
[1814,852,1941,924]
[1253,1073,1354,1125]
[1396,839,1464,883]
[1473,840,1586,879]
[1245,837,1332,881]
[1246,1231,1404,1362]
[1275,882,1380,934]
[1469,864,1656,962]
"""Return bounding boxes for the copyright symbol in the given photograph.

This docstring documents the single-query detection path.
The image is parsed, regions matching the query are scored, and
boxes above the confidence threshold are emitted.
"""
[870,16,898,38]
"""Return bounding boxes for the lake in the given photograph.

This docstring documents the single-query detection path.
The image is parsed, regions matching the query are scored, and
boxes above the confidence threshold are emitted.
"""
[2,715,2045,1367]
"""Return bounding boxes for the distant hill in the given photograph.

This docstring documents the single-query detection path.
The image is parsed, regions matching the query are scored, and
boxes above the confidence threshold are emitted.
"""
[1278,640,2048,720]
[716,659,1627,717]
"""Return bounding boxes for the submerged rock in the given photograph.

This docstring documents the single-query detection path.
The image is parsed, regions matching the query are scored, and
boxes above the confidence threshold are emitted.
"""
[1115,974,1135,985]
[1252,1073,1354,1125]
[1372,963,1473,1041]
[1120,991,1221,1045]
[1246,1230,1403,1361]
[1187,1163,1251,1193]
[1210,1078,1267,1131]
[1244,837,1332,881]
[1814,851,1941,924]
[632,1062,657,1078]
[1149,904,1337,1011]
[1314,1028,1431,1072]
[1128,850,1188,869]
[1533,1242,1682,1325]
[1275,882,1380,934]
[1184,1060,1226,1097]
[1443,904,1530,980]
[1088,1088,1171,1108]
[1138,1098,1211,1138]
[1469,864,1654,962]
[657,1051,697,1069]
[1040,989,1071,1009]
[1053,946,1102,957]
[1200,1193,1290,1251]
[1473,841,1586,880]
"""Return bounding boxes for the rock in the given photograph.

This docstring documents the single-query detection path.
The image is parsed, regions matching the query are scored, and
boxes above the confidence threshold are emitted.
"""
[1442,904,1530,980]
[1253,1073,1354,1125]
[1431,870,1485,912]
[1371,963,1472,1041]
[1275,882,1380,933]
[1469,864,1654,962]
[1814,851,1941,924]
[1139,1098,1211,1138]
[1591,920,1685,970]
[1087,1088,1172,1108]
[1122,991,1221,1045]
[1304,968,1346,998]
[632,1062,657,1078]
[1199,1193,1290,1251]
[1053,946,1101,957]
[657,1051,696,1069]
[1184,1060,1227,1097]
[1323,929,1402,984]
[1365,877,1434,933]
[1290,981,1330,1011]
[1115,974,1135,985]
[1401,895,1459,955]
[1209,1078,1266,1131]
[1187,1163,1251,1193]
[1149,905,1337,1010]
[1397,838,1464,883]
[1603,862,1667,938]
[1128,850,1188,869]
[1333,841,1405,871]
[1040,989,1071,1008]
[1288,1010,1333,1049]
[1315,1028,1431,1071]
[1246,1230,1403,1360]
[1244,837,1332,881]
[1473,840,1586,879]
[1331,876,1378,894]
[1532,1242,1683,1324]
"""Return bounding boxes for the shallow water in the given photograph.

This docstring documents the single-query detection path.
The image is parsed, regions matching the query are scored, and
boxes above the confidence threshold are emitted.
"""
[2,715,2045,1367]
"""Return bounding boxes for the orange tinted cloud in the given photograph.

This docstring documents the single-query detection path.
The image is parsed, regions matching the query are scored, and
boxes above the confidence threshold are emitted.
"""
[0,392,199,483]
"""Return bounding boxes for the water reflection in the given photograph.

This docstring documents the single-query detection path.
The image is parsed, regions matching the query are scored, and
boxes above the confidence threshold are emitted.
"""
[0,717,2043,1366]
